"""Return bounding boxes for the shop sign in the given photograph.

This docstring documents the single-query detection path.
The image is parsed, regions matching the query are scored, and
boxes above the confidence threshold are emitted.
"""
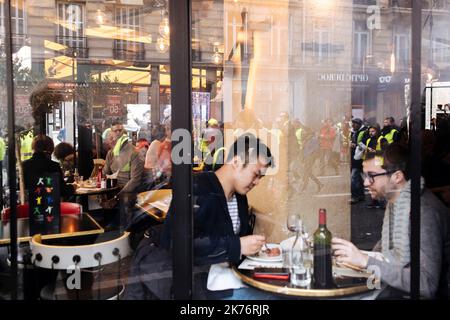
[317,73,369,83]
[378,75,392,84]
[377,75,394,92]
[15,94,31,116]
[104,95,123,117]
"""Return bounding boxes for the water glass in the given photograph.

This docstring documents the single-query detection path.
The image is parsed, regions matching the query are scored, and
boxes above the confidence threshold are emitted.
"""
[290,250,312,288]
[281,241,292,268]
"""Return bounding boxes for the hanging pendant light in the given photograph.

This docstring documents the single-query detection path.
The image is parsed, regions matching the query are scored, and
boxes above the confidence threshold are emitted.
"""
[212,44,223,65]
[159,10,170,39]
[95,9,105,25]
[156,37,169,53]
[390,52,396,73]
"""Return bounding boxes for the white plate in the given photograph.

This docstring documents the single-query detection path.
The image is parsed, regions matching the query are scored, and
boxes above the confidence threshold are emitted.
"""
[247,243,282,262]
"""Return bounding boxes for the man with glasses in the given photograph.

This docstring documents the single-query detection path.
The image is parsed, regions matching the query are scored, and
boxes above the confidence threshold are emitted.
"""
[332,143,450,299]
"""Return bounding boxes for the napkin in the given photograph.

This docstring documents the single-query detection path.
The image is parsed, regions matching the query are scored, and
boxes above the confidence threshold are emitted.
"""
[207,262,247,290]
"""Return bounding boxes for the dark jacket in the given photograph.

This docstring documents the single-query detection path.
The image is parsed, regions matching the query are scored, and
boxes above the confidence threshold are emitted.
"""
[22,152,74,198]
[164,172,251,299]
[125,171,251,299]
[161,171,251,266]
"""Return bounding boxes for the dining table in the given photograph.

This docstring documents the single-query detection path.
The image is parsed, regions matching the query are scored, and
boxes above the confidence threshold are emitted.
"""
[73,182,120,211]
[234,249,384,300]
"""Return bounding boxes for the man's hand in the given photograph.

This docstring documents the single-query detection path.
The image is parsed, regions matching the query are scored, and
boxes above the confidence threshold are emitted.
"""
[332,237,368,269]
[240,235,266,256]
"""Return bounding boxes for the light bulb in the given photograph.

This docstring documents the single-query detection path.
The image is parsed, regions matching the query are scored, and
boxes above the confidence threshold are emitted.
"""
[212,51,222,64]
[390,52,396,73]
[159,17,170,39]
[156,37,169,53]
[96,9,104,25]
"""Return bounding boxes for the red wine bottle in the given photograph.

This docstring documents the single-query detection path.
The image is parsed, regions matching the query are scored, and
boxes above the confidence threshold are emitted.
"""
[313,208,333,289]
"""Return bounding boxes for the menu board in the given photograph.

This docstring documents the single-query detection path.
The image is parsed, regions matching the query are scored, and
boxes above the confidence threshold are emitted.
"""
[28,172,61,235]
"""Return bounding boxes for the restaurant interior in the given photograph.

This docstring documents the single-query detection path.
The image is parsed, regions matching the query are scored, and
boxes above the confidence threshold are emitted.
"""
[0,0,450,300]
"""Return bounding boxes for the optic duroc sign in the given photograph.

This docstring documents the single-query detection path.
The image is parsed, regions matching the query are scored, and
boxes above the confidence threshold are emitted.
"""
[317,73,369,83]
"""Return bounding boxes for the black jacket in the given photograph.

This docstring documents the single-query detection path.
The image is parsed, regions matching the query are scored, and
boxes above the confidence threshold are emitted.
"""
[161,171,251,265]
[22,152,74,198]
[159,171,251,299]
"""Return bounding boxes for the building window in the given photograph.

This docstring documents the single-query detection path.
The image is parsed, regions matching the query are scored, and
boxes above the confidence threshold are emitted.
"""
[432,37,450,63]
[114,6,144,61]
[395,33,410,69]
[56,2,88,58]
[0,0,27,50]
[313,28,331,64]
[353,21,371,66]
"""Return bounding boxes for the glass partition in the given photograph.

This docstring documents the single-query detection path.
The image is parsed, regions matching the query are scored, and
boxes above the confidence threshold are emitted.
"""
[0,0,449,301]
[0,0,174,300]
[186,0,448,301]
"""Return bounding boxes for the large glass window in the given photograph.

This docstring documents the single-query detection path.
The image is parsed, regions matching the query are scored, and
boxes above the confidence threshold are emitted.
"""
[0,0,449,302]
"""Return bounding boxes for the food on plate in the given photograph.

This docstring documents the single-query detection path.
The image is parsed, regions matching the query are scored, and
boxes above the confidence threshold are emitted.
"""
[262,247,281,257]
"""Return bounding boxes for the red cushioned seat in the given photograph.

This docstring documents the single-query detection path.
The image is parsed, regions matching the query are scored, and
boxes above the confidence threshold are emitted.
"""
[2,202,81,221]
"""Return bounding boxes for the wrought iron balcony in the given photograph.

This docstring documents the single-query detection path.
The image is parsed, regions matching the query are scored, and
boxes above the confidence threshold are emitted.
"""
[55,36,89,58]
[113,40,145,61]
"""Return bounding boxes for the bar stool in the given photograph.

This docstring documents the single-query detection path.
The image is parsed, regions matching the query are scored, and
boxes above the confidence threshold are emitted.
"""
[30,232,130,300]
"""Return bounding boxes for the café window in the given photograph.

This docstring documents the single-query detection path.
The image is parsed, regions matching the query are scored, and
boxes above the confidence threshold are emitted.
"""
[0,0,27,49]
[114,6,144,61]
[353,20,371,66]
[56,2,87,58]
[394,33,410,69]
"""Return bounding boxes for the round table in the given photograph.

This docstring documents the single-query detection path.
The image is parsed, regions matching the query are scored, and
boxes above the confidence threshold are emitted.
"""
[233,267,378,298]
[74,186,120,196]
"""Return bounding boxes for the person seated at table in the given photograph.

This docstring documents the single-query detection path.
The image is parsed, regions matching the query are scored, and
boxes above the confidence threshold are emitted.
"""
[53,142,75,175]
[102,121,144,227]
[144,125,166,169]
[23,134,76,200]
[155,124,172,183]
[332,143,450,299]
[124,133,277,300]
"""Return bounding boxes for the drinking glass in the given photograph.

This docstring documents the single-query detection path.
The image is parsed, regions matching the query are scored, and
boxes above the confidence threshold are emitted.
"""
[290,248,312,288]
[286,213,302,251]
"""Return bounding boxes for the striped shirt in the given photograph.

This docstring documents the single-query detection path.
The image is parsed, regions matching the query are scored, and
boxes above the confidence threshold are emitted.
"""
[227,195,240,234]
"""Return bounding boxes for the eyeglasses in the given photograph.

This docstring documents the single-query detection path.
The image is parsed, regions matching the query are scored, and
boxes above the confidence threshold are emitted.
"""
[361,171,394,184]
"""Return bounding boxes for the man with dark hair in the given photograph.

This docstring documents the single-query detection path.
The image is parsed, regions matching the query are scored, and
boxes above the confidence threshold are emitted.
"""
[102,121,144,229]
[124,134,276,300]
[332,143,450,299]
[23,135,75,199]
[381,117,400,144]
[53,142,75,174]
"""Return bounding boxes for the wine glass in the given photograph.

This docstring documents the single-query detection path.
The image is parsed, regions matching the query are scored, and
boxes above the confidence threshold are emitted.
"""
[286,213,302,256]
